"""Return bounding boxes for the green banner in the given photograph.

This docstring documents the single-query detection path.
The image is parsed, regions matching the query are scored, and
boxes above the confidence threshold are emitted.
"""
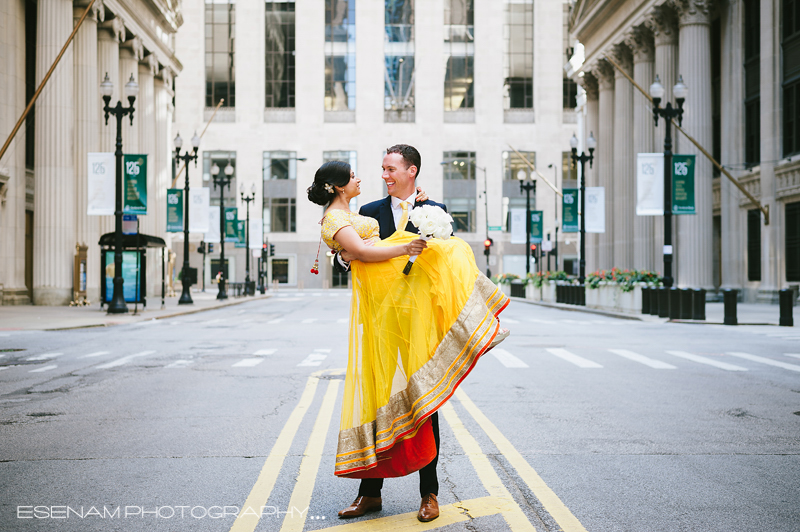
[166,189,183,232]
[562,188,579,233]
[530,210,543,243]
[672,154,696,215]
[224,208,239,242]
[235,219,247,248]
[123,154,147,214]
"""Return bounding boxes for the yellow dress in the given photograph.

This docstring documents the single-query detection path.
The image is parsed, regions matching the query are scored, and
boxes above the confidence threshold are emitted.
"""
[322,208,509,479]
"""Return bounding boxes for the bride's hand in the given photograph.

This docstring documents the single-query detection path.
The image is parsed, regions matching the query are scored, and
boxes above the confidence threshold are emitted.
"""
[416,187,429,203]
[405,239,427,256]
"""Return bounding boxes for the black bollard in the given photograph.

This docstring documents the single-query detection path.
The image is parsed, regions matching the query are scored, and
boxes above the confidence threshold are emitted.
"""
[693,288,706,320]
[723,289,738,325]
[779,289,794,327]
[680,288,693,319]
[658,287,670,318]
[556,284,563,303]
[579,284,586,306]
[650,287,660,315]
[642,287,651,314]
[669,288,681,319]
[569,285,577,305]
[564,285,571,305]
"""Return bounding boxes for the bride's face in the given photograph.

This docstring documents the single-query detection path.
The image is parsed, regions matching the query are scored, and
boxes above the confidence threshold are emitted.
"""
[341,171,361,200]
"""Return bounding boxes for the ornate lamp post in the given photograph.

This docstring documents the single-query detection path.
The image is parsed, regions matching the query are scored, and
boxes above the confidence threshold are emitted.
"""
[650,74,687,289]
[570,131,597,285]
[211,160,234,299]
[518,169,537,275]
[174,131,200,305]
[100,72,138,314]
[240,184,256,295]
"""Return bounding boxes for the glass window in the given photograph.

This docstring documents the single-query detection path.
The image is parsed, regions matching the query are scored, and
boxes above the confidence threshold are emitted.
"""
[323,150,358,210]
[503,0,533,110]
[503,150,535,180]
[444,0,474,110]
[783,0,800,156]
[205,0,235,108]
[502,150,535,231]
[325,0,356,111]
[747,209,761,281]
[442,151,475,180]
[203,151,237,207]
[262,151,297,180]
[442,151,476,233]
[743,0,760,165]
[563,77,577,109]
[562,151,576,183]
[449,198,476,232]
[264,198,296,233]
[265,1,295,108]
[385,0,415,121]
[787,201,800,282]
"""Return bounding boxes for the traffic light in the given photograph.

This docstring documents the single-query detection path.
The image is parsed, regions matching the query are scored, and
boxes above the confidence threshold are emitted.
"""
[208,243,214,253]
[197,241,205,254]
[269,244,275,257]
[530,243,537,252]
[262,243,268,261]
[483,238,493,258]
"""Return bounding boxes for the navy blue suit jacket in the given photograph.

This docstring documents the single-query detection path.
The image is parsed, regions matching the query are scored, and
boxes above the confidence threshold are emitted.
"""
[359,196,449,240]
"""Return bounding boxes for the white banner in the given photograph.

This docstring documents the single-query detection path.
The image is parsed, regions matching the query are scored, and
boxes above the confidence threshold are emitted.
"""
[206,206,220,243]
[249,218,263,249]
[188,188,210,233]
[636,153,664,215]
[87,153,115,215]
[585,187,605,233]
[510,208,526,244]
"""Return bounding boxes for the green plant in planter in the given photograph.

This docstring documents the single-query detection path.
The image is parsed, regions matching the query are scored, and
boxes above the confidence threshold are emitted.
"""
[526,270,571,288]
[492,273,521,285]
[585,268,662,291]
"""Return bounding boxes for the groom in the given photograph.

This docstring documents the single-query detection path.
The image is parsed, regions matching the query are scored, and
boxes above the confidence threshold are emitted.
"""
[335,144,446,523]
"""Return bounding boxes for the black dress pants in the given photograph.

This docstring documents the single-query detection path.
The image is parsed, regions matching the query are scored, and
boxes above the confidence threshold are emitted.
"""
[357,412,440,498]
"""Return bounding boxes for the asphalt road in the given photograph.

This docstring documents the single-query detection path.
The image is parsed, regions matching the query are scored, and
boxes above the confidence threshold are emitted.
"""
[1,290,798,532]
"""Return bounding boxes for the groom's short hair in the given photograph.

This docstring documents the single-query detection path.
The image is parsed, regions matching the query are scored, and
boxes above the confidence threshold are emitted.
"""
[386,144,421,179]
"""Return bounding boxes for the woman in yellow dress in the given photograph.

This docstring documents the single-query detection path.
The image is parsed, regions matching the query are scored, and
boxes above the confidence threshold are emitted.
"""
[307,161,509,481]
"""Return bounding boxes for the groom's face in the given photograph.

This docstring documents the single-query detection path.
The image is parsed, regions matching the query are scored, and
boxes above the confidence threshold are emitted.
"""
[382,152,417,199]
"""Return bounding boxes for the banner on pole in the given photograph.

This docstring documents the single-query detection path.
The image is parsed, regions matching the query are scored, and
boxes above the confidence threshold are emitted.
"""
[235,219,247,248]
[672,154,696,215]
[207,206,220,243]
[585,187,605,233]
[249,218,263,249]
[562,188,579,233]
[189,188,210,233]
[636,153,664,215]
[87,153,115,215]
[123,154,147,214]
[166,189,183,232]
[224,208,239,242]
[530,210,543,244]
[510,208,526,244]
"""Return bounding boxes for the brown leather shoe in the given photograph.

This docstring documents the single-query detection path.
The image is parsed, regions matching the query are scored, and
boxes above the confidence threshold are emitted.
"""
[338,496,382,518]
[417,493,439,522]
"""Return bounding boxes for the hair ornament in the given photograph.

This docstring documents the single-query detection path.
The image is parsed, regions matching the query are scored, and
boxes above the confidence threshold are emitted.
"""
[323,183,334,194]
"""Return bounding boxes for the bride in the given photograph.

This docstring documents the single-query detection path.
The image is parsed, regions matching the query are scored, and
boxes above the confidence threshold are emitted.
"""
[307,160,509,481]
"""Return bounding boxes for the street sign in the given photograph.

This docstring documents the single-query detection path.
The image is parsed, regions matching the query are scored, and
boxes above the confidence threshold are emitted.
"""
[488,225,503,231]
[562,188,579,233]
[166,189,183,232]
[123,154,147,214]
[541,240,553,252]
[530,210,543,243]
[672,154,696,215]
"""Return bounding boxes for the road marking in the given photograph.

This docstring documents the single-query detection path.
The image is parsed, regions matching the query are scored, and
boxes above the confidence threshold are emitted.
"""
[455,388,589,532]
[337,318,348,324]
[501,318,520,324]
[545,348,603,368]
[491,348,529,368]
[26,353,62,361]
[561,319,592,324]
[29,365,58,373]
[298,354,327,367]
[311,293,322,297]
[253,349,276,356]
[529,318,557,324]
[0,367,9,372]
[786,354,800,360]
[165,360,194,369]
[232,359,264,368]
[205,318,228,324]
[268,318,284,324]
[78,351,111,359]
[279,379,341,532]
[96,350,156,369]
[727,352,800,372]
[665,351,748,371]
[608,349,677,369]
[301,318,317,324]
[229,372,323,532]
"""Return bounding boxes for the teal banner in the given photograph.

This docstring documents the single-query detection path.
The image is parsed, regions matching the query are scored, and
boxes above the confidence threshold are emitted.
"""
[530,210,543,244]
[166,189,183,232]
[123,154,147,214]
[562,188,579,233]
[235,219,247,248]
[224,208,239,242]
[672,154,696,215]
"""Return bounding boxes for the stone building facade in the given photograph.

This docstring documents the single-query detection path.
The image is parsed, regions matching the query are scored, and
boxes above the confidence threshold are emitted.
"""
[568,0,800,301]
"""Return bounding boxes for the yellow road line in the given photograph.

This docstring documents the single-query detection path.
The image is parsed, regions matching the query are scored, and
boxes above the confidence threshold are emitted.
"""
[280,378,341,532]
[455,387,589,532]
[440,402,537,531]
[229,371,323,532]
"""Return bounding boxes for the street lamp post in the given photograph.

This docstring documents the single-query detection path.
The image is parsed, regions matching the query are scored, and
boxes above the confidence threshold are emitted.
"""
[211,160,234,299]
[174,131,200,305]
[518,170,537,276]
[240,184,256,295]
[650,74,687,289]
[570,131,597,285]
[100,72,138,314]
[547,163,559,272]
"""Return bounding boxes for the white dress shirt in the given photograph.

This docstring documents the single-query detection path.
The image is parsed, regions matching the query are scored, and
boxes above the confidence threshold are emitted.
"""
[390,191,418,230]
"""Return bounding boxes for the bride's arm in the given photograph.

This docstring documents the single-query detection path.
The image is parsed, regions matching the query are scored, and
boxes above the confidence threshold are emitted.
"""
[333,225,426,263]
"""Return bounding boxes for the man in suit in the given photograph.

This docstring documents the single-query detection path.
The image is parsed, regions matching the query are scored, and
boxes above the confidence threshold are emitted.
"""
[336,144,445,523]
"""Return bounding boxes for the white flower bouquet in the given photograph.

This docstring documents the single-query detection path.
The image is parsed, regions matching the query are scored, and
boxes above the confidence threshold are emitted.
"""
[403,205,453,275]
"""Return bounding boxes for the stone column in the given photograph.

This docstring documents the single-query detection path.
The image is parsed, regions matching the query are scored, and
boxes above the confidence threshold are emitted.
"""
[97,16,124,238]
[154,67,174,294]
[595,60,615,271]
[138,54,157,296]
[610,44,634,270]
[583,74,600,274]
[646,4,679,278]
[73,0,103,302]
[719,0,744,289]
[119,35,142,154]
[33,0,74,305]
[672,0,714,289]
[626,26,657,272]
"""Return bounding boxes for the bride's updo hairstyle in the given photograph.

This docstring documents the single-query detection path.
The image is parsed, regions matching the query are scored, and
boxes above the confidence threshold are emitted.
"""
[307,161,351,206]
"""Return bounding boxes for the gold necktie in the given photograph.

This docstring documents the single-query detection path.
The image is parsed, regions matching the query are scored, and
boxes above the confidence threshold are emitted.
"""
[398,201,409,232]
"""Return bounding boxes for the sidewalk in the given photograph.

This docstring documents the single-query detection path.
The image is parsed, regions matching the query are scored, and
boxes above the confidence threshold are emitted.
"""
[0,290,272,331]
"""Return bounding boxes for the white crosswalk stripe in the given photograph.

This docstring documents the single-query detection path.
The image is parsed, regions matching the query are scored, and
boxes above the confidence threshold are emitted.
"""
[253,349,277,356]
[232,358,264,368]
[608,349,677,369]
[665,351,748,371]
[786,354,800,360]
[500,318,520,324]
[545,348,603,368]
[302,319,318,324]
[165,360,193,369]
[29,365,57,373]
[78,351,110,359]
[26,353,62,361]
[337,318,348,324]
[490,348,529,368]
[268,318,284,324]
[298,354,327,367]
[96,351,156,369]
[726,352,800,372]
[529,318,557,325]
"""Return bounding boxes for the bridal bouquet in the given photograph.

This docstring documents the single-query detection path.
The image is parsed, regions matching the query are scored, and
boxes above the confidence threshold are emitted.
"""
[403,205,453,275]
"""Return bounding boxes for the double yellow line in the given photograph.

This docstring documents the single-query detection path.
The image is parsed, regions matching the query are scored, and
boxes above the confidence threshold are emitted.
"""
[229,371,588,532]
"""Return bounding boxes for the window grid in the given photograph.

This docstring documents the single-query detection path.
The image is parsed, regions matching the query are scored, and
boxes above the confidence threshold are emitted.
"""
[442,151,476,180]
[205,0,235,108]
[783,0,800,156]
[265,1,296,108]
[503,0,533,110]
[325,0,356,111]
[264,198,296,233]
[385,0,415,120]
[444,0,474,111]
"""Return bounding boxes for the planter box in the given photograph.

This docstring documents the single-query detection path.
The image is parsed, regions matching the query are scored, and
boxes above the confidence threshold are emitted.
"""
[543,280,556,303]
[585,282,643,314]
[525,284,541,301]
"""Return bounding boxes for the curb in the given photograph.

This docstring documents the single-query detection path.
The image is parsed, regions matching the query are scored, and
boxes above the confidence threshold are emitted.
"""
[507,296,648,321]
